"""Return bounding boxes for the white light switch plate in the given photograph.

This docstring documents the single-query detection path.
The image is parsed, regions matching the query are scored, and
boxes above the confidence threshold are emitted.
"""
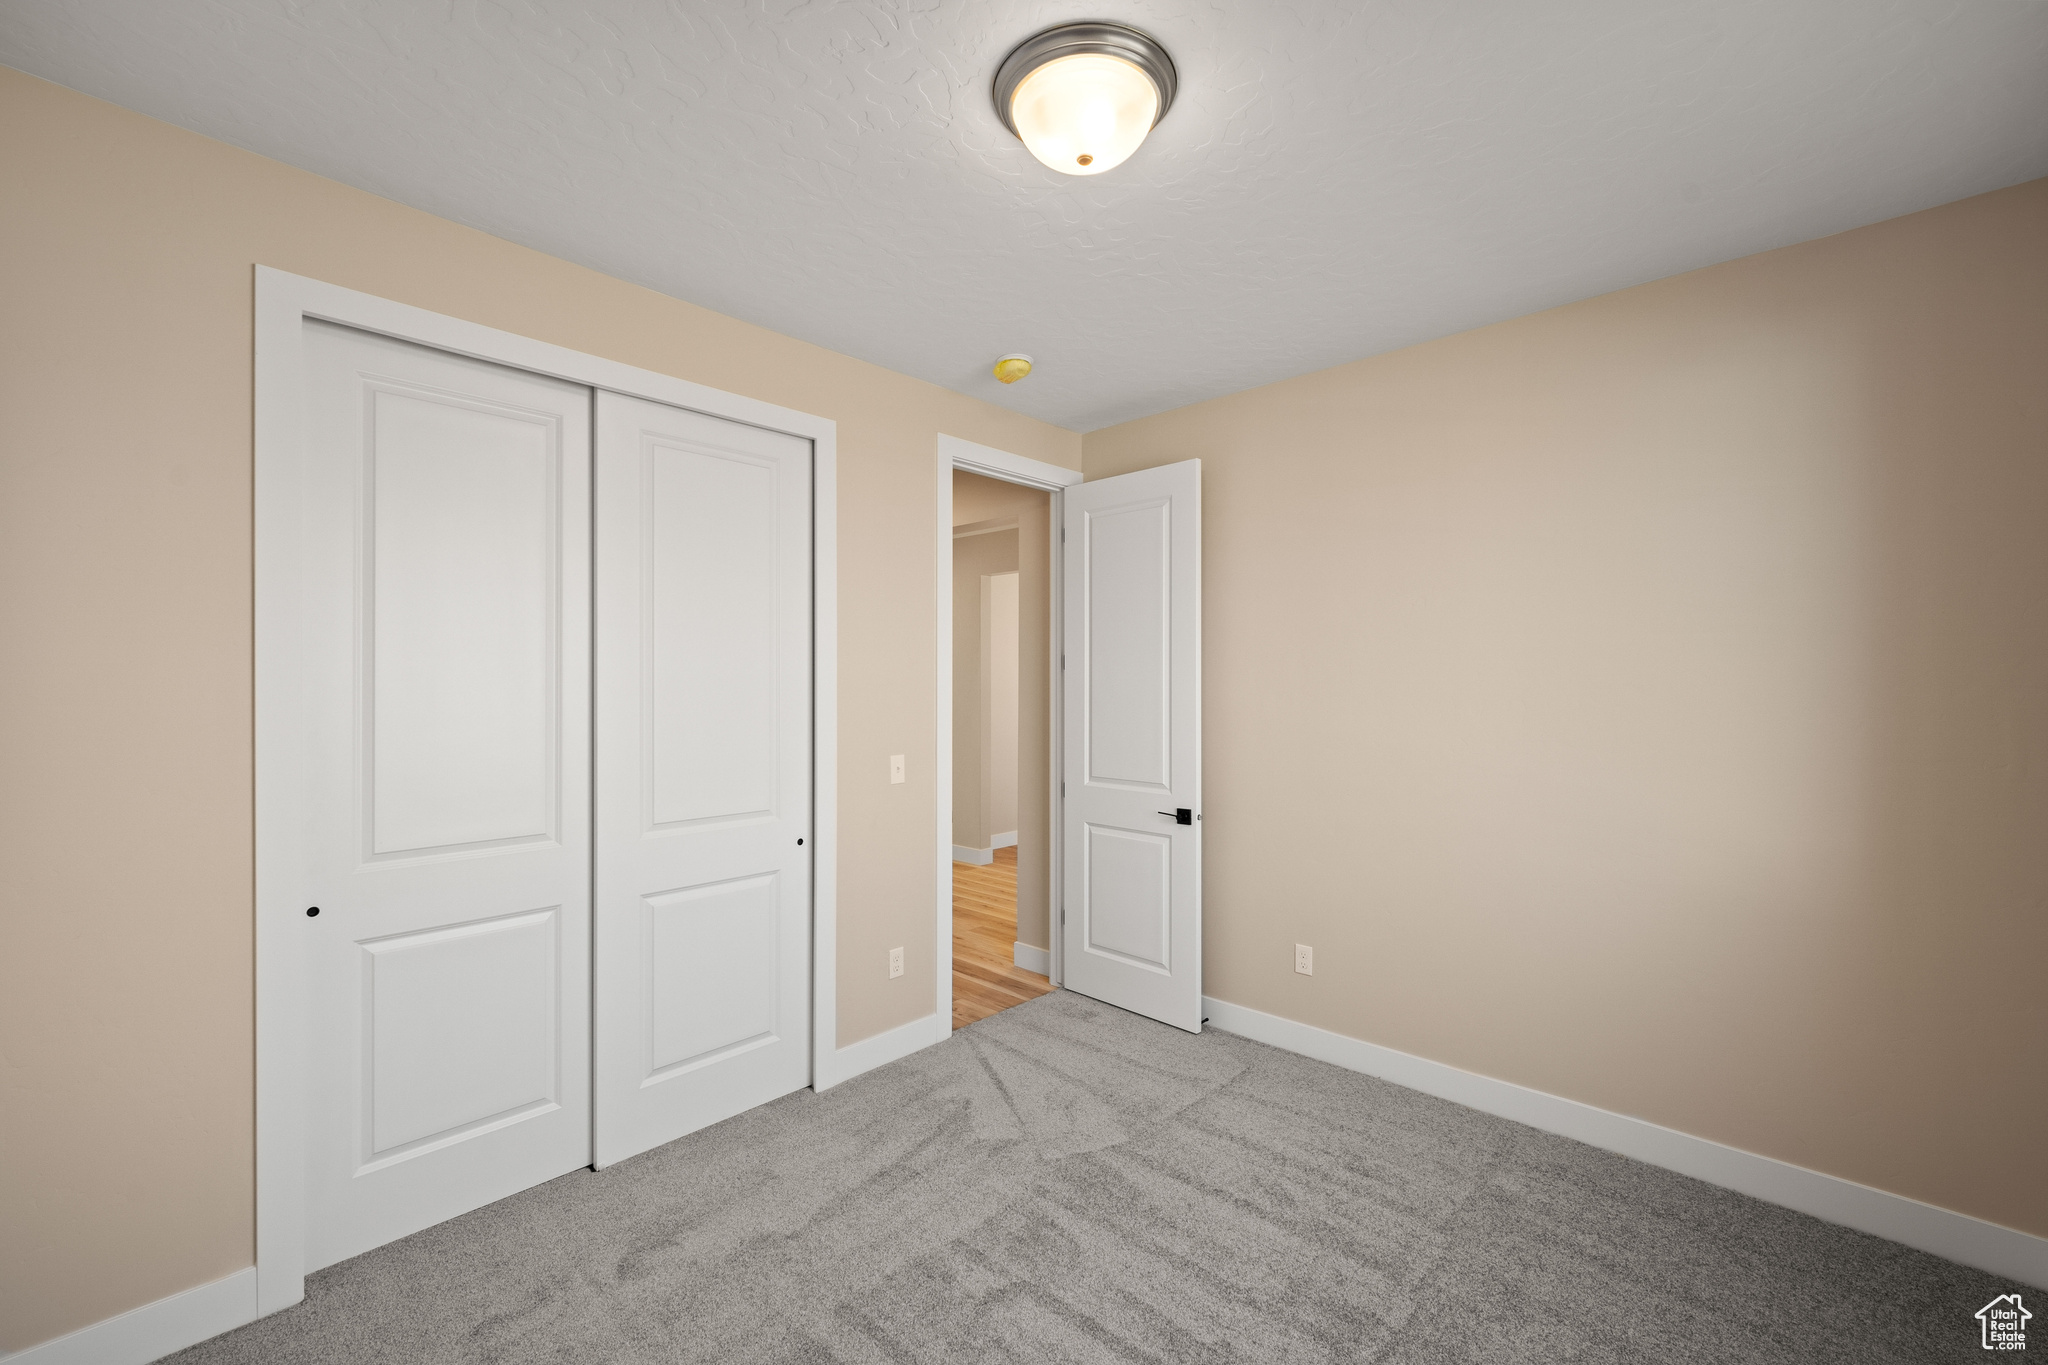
[889,754,905,784]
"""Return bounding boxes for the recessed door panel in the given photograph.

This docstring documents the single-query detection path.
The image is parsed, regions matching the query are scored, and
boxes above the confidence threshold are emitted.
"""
[1063,461,1202,1032]
[301,320,592,1272]
[649,443,778,827]
[369,386,558,857]
[596,391,812,1168]
[1083,826,1171,971]
[645,876,779,1078]
[1085,499,1171,791]
[363,908,559,1157]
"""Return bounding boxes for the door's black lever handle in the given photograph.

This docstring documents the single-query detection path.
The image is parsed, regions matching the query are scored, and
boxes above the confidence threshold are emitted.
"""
[1157,808,1193,825]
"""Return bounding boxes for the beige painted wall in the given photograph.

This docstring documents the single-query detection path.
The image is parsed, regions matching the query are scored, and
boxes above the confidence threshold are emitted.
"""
[1084,177,2048,1241]
[951,527,1018,851]
[0,68,1078,1353]
[951,472,1053,950]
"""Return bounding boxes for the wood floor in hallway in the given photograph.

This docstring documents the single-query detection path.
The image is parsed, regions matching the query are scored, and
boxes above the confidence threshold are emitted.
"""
[952,845,1056,1029]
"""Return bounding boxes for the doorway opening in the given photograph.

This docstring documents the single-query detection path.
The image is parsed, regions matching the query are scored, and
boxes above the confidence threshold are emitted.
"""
[949,468,1057,1027]
[934,438,1201,1038]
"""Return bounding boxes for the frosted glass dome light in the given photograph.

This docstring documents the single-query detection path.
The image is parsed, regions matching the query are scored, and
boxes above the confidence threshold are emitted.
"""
[995,24,1176,178]
[1010,54,1157,175]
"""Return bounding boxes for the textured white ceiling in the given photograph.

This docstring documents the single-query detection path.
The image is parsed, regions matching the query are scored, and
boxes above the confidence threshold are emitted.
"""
[6,1,2046,430]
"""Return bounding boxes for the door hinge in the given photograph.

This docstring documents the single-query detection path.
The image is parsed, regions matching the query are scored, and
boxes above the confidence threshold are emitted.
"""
[1060,780,1065,796]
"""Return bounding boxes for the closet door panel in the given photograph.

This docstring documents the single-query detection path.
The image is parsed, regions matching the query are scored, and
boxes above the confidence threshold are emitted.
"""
[649,444,780,826]
[594,390,813,1167]
[299,320,592,1271]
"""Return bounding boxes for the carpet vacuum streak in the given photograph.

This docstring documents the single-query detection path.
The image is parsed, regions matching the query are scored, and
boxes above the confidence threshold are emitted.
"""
[171,990,2007,1363]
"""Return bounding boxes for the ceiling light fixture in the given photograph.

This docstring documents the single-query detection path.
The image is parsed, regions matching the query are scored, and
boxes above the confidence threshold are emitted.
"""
[994,22,1176,177]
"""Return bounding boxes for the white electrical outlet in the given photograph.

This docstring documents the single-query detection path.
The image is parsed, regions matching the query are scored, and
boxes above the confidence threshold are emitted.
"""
[888,946,905,978]
[1295,943,1314,976]
[889,754,905,784]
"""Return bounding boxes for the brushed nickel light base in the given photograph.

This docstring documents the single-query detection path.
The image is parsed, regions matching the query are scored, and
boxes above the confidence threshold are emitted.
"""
[992,22,1178,139]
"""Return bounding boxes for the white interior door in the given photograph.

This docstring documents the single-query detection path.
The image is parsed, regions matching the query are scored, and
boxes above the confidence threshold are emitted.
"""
[1061,459,1202,1031]
[593,391,813,1168]
[299,320,593,1270]
[1056,464,1196,1031]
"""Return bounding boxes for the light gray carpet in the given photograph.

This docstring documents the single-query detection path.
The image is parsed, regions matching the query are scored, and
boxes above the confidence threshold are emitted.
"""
[171,990,2011,1363]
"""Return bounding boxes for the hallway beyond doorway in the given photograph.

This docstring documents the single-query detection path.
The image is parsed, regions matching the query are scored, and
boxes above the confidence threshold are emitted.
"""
[951,847,1055,1029]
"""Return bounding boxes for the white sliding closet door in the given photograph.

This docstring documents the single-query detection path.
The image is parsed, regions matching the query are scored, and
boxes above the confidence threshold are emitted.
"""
[593,391,814,1167]
[299,321,593,1270]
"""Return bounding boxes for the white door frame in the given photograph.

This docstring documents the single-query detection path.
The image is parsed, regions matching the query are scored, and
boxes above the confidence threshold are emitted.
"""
[255,267,838,1317]
[935,435,1082,1018]
[950,519,1019,865]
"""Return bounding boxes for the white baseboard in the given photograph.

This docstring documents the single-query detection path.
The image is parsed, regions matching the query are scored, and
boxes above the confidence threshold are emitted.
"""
[2,1267,258,1365]
[990,831,1018,849]
[1012,941,1051,975]
[950,845,992,866]
[1201,996,2047,1290]
[813,1010,948,1091]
